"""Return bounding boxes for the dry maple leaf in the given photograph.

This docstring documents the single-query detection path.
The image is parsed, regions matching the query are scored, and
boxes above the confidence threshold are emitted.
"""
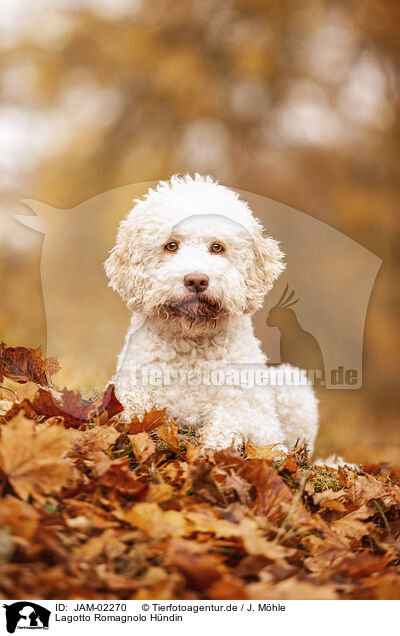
[237,517,294,565]
[303,544,353,576]
[73,528,118,562]
[5,388,90,427]
[129,432,156,462]
[0,495,39,539]
[185,509,244,538]
[63,461,147,501]
[123,502,188,539]
[96,384,124,420]
[58,386,123,426]
[331,505,374,544]
[128,407,167,435]
[5,385,123,429]
[239,460,292,521]
[145,483,174,503]
[156,418,180,452]
[333,552,390,580]
[63,498,120,530]
[207,575,248,600]
[188,462,226,505]
[0,412,74,501]
[224,471,250,506]
[0,342,59,386]
[167,538,223,591]
[245,443,286,462]
[72,426,120,455]
[278,453,299,475]
[246,576,338,600]
[69,425,120,475]
[352,473,395,507]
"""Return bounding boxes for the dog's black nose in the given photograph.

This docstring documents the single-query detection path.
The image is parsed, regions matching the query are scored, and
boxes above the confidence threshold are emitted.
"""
[184,273,209,293]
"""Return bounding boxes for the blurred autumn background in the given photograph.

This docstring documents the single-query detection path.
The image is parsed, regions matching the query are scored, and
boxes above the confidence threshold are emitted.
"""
[0,0,398,465]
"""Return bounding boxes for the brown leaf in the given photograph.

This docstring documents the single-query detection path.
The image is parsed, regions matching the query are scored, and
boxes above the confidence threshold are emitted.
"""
[123,502,187,539]
[70,425,120,475]
[331,506,374,544]
[0,399,14,415]
[0,495,38,539]
[0,342,59,386]
[5,385,123,429]
[0,413,74,501]
[64,461,147,502]
[186,509,245,538]
[334,553,390,580]
[156,418,180,452]
[3,397,38,422]
[185,442,200,464]
[207,576,248,599]
[146,483,174,503]
[224,471,250,505]
[279,453,299,474]
[129,407,167,434]
[246,576,338,600]
[312,487,347,508]
[320,499,347,512]
[96,463,147,499]
[96,384,124,420]
[188,462,226,505]
[63,498,120,530]
[129,432,156,462]
[304,545,352,576]
[245,443,286,462]
[74,529,117,561]
[167,539,222,590]
[240,460,292,521]
[73,425,120,454]
[236,517,293,564]
[360,571,400,600]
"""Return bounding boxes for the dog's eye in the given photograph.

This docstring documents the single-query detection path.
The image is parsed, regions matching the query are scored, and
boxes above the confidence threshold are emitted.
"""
[164,241,179,252]
[210,243,225,254]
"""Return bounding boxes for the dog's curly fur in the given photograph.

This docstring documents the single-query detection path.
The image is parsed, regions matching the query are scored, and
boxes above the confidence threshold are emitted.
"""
[105,174,318,452]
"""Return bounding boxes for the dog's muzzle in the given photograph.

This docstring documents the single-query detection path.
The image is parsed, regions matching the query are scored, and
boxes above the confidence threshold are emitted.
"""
[161,293,223,322]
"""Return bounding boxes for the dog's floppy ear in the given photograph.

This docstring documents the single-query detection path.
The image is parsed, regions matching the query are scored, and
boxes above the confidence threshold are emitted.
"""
[104,215,146,311]
[246,224,285,313]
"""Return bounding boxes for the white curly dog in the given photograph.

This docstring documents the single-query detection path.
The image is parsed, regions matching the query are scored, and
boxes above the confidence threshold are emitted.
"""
[105,174,318,452]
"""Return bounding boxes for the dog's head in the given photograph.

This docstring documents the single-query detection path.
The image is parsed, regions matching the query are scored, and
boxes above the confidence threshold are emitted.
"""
[105,175,285,330]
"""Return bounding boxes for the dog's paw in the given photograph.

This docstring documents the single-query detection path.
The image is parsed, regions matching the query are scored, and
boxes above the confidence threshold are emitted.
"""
[198,427,244,454]
[273,442,289,455]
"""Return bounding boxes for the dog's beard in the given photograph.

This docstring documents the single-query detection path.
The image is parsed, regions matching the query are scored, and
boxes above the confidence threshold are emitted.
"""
[157,293,224,328]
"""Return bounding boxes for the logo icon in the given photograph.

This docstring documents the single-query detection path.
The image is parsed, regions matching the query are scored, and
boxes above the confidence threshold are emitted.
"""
[266,283,325,383]
[3,602,50,634]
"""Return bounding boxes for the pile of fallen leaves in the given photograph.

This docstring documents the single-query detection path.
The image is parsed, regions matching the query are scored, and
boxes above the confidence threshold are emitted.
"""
[0,343,399,600]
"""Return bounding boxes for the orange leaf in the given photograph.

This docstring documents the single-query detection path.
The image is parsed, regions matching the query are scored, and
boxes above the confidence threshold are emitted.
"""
[0,495,38,539]
[0,413,74,501]
[4,384,123,429]
[129,432,156,462]
[0,342,59,386]
[123,502,187,539]
[245,443,286,462]
[156,418,180,452]
[129,407,167,434]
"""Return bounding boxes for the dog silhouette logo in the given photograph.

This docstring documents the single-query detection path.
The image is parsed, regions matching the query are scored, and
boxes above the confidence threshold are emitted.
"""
[3,602,50,634]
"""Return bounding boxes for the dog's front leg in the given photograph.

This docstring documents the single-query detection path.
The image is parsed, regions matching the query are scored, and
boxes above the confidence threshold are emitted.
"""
[198,386,285,452]
[112,370,158,423]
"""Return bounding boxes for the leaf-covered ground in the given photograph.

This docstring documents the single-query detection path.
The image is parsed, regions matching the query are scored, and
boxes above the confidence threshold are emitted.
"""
[0,343,399,600]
